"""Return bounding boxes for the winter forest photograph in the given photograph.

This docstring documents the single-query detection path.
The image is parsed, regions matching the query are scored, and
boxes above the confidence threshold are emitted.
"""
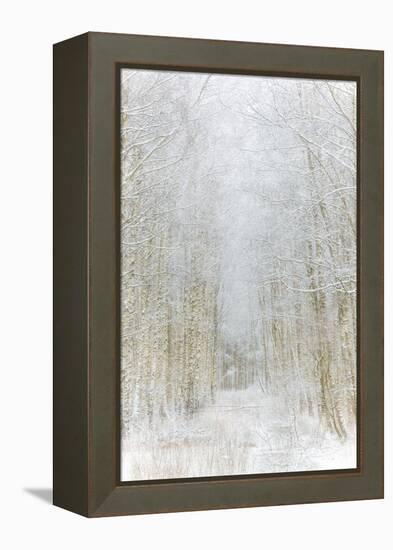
[120,68,357,481]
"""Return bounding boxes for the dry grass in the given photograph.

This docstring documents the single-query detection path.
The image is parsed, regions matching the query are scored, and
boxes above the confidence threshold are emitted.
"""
[121,386,356,481]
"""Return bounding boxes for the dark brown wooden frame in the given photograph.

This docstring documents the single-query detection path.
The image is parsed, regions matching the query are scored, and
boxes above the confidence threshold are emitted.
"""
[53,32,383,517]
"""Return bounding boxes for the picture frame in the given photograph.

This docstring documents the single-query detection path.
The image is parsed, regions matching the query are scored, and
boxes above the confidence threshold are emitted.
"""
[53,32,383,517]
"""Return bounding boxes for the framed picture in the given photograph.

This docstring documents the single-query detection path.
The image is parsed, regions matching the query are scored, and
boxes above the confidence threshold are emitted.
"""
[53,32,383,516]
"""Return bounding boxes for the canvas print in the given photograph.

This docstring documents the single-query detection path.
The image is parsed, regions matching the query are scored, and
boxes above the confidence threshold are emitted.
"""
[120,69,357,481]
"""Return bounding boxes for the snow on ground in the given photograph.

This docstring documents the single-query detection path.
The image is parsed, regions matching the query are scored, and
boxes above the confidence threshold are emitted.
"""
[121,385,356,481]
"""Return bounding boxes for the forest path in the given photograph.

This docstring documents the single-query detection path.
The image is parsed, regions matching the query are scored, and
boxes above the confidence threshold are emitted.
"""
[121,385,356,481]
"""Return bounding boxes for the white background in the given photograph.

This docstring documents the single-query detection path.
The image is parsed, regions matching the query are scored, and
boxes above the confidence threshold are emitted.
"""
[1,1,390,548]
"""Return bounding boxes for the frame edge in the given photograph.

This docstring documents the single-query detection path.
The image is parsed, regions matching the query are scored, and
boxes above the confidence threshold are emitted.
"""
[53,33,90,517]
